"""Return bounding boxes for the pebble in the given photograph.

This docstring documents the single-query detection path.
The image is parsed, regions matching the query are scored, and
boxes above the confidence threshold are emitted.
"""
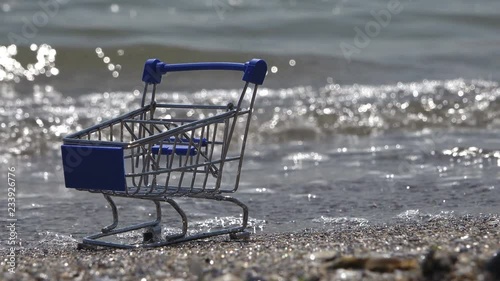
[421,248,458,280]
[486,251,500,280]
[1,215,498,281]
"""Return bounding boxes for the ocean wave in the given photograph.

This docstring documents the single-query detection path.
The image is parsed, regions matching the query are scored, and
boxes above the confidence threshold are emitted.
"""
[1,78,500,157]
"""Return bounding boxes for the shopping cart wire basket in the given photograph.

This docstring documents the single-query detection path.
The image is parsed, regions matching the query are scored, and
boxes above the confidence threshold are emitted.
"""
[61,58,267,248]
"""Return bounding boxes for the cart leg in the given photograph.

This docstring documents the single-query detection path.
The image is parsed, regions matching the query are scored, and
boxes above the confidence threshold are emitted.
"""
[205,195,248,229]
[102,195,118,233]
[143,201,162,243]
[82,197,163,249]
[186,194,250,239]
[83,193,250,248]
[140,194,250,248]
[216,196,250,240]
[164,198,188,241]
[221,196,249,230]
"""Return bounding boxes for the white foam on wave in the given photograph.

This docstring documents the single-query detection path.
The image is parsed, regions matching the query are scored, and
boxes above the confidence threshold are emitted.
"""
[396,209,456,221]
[312,216,369,226]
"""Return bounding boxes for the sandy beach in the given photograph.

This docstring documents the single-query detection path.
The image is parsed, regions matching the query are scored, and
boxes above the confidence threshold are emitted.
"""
[2,215,499,281]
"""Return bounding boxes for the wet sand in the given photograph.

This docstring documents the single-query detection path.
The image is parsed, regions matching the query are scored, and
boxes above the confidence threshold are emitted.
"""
[1,215,499,281]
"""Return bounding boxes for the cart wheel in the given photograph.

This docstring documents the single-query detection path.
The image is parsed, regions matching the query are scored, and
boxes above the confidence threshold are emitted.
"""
[143,225,162,244]
[229,231,250,241]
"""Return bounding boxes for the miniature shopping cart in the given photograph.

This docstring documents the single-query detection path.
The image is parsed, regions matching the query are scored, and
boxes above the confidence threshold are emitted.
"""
[61,58,267,248]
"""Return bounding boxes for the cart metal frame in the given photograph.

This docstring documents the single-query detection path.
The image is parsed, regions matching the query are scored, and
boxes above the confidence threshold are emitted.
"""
[61,58,267,248]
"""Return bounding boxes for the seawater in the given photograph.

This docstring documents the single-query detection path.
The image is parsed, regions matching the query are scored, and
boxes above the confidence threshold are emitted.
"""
[0,0,499,247]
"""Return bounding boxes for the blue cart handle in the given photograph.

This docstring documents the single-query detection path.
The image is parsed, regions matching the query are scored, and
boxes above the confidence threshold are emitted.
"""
[160,62,246,72]
[142,58,267,85]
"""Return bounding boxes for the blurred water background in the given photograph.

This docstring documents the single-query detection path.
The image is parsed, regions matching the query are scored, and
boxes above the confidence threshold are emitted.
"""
[1,0,500,247]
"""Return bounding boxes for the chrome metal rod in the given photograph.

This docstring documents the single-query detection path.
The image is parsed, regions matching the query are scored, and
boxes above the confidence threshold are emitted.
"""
[101,195,119,233]
[164,198,188,241]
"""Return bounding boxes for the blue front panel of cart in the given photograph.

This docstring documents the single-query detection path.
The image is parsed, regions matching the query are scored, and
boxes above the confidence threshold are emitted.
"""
[61,145,126,191]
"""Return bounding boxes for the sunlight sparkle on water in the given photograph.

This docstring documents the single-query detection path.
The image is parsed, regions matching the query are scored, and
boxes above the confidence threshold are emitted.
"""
[110,4,119,13]
[95,47,122,78]
[0,44,59,82]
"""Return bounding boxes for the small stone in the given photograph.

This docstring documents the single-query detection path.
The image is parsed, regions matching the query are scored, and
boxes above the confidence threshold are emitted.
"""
[486,251,500,280]
[35,273,49,281]
[312,251,338,262]
[421,249,457,281]
[212,273,243,281]
[365,257,419,272]
[324,256,367,270]
[323,255,419,273]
